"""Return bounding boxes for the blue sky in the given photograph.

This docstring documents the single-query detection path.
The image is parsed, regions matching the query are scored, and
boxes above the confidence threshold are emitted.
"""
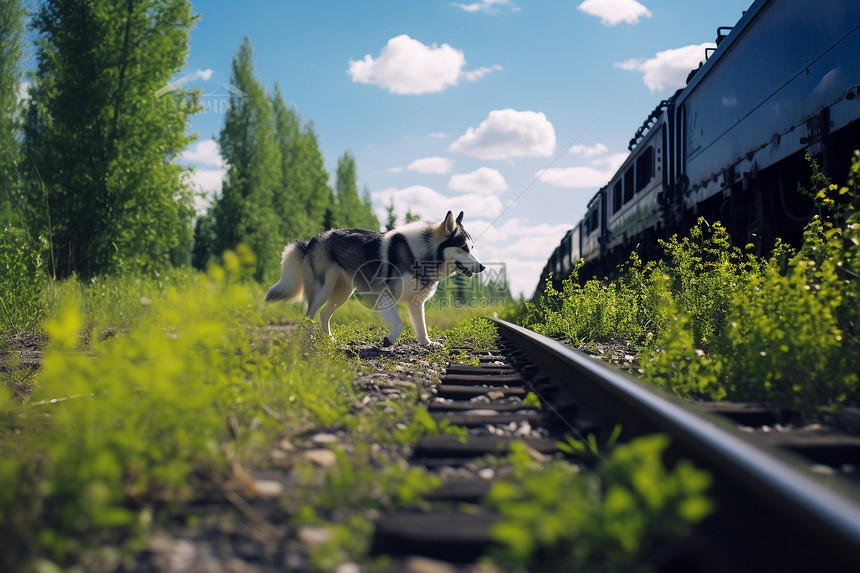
[178,0,754,296]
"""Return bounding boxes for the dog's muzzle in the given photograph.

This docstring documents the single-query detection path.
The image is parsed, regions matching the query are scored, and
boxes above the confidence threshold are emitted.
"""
[456,261,485,277]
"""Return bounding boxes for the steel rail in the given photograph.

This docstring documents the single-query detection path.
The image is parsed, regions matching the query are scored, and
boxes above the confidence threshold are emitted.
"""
[493,318,860,568]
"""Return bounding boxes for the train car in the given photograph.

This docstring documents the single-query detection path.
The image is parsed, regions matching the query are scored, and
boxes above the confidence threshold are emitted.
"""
[673,0,860,249]
[536,0,860,297]
[580,189,605,268]
[603,101,672,269]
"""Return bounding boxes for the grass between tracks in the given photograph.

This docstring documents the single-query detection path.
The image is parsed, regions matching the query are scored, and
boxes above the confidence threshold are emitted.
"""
[0,249,711,572]
[514,152,860,416]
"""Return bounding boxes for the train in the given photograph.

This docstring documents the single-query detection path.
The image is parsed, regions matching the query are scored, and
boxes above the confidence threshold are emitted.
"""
[537,0,860,294]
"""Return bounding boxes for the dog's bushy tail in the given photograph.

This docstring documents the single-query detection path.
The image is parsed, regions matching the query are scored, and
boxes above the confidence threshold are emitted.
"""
[264,240,307,302]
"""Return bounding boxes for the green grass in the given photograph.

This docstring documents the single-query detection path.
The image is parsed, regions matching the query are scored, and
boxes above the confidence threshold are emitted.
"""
[0,252,715,571]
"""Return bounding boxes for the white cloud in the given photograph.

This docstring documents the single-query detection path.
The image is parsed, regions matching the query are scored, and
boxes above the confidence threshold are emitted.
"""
[156,69,215,97]
[17,81,30,105]
[452,0,516,13]
[186,167,225,213]
[348,35,500,94]
[180,139,224,168]
[371,185,503,225]
[539,166,615,188]
[539,147,628,189]
[570,143,609,158]
[449,109,556,160]
[615,43,713,93]
[407,156,455,174]
[462,64,503,82]
[429,132,450,139]
[448,167,508,194]
[578,0,652,26]
[465,217,571,297]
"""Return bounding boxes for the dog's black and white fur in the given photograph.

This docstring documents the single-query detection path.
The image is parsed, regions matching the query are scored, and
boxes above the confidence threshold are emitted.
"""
[264,211,484,346]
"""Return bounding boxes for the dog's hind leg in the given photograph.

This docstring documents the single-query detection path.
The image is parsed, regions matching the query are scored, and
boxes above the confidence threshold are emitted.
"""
[377,296,403,347]
[304,269,337,322]
[320,277,354,339]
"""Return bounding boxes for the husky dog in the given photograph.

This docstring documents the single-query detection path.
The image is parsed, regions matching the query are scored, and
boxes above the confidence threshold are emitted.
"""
[264,211,485,346]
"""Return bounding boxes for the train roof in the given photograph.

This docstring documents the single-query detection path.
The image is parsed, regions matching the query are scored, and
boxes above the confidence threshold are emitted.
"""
[674,0,763,104]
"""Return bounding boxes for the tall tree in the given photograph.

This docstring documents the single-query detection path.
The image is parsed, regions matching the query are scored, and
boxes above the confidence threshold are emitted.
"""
[270,83,303,241]
[0,0,24,226]
[333,152,378,230]
[212,35,281,281]
[334,151,359,228]
[293,121,333,237]
[361,185,379,231]
[384,199,397,231]
[23,0,198,278]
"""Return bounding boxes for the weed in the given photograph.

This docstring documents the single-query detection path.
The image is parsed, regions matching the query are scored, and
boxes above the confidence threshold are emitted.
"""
[485,435,712,572]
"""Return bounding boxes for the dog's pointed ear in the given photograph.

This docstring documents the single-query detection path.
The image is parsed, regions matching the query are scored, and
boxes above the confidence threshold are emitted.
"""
[455,211,464,225]
[443,210,455,234]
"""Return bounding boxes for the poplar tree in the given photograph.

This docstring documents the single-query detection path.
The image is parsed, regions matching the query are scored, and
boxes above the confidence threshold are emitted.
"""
[23,0,198,278]
[271,86,340,240]
[361,185,379,231]
[270,83,303,240]
[292,121,333,237]
[0,0,24,226]
[333,152,378,230]
[212,35,281,281]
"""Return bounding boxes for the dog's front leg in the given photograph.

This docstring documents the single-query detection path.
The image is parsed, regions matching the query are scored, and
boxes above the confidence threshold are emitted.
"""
[378,297,403,347]
[407,300,438,346]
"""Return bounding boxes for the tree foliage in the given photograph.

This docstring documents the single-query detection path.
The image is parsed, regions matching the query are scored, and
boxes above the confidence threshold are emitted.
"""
[334,151,379,230]
[0,0,24,227]
[271,83,333,239]
[22,0,198,279]
[211,35,281,281]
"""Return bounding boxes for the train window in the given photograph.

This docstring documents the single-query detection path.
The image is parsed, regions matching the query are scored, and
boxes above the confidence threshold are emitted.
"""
[623,167,634,203]
[612,181,622,213]
[590,209,599,234]
[636,146,653,192]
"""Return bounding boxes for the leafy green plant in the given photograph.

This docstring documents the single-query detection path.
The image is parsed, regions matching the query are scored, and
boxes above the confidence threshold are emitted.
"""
[485,435,712,573]
[556,425,623,460]
[0,255,361,569]
[392,406,467,445]
[443,316,499,352]
[0,226,48,335]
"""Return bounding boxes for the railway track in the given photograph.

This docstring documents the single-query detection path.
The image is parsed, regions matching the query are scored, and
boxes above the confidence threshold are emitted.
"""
[371,319,860,572]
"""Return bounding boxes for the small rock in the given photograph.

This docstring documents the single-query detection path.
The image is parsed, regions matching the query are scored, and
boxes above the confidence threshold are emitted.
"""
[403,556,457,573]
[313,432,339,444]
[486,391,505,400]
[836,406,860,433]
[515,421,532,437]
[464,409,498,416]
[298,525,332,547]
[478,468,495,480]
[335,562,362,573]
[810,464,837,476]
[304,449,337,467]
[278,438,295,451]
[253,479,283,498]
